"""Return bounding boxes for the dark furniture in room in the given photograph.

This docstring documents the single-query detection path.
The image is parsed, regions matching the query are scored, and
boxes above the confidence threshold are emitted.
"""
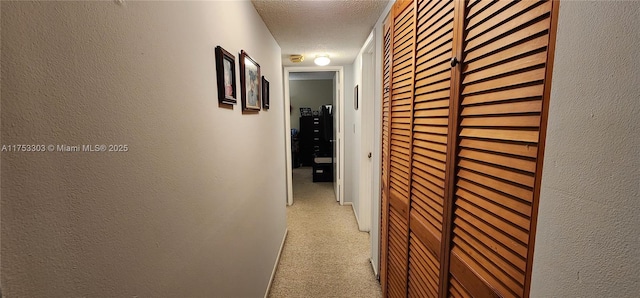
[312,152,333,182]
[298,116,315,166]
[299,106,334,182]
[291,129,300,168]
[299,116,331,166]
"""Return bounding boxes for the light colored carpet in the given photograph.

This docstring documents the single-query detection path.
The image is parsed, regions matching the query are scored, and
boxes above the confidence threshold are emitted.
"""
[268,167,382,298]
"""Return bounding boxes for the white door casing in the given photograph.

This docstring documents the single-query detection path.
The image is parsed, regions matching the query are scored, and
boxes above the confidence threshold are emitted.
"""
[283,67,345,206]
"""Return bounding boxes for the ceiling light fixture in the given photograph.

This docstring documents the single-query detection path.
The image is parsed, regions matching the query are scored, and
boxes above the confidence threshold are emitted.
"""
[314,54,330,66]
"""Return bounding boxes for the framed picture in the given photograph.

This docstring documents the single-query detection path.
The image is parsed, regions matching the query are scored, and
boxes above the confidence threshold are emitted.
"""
[354,85,359,110]
[262,76,270,110]
[240,50,261,112]
[215,46,237,105]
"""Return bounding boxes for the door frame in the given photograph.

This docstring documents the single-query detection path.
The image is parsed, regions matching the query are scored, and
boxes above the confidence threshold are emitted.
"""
[359,38,376,232]
[284,66,345,206]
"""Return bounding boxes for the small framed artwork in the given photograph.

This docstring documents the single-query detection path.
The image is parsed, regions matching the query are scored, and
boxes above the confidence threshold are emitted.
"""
[215,46,237,105]
[354,85,359,110]
[262,76,270,110]
[240,50,261,112]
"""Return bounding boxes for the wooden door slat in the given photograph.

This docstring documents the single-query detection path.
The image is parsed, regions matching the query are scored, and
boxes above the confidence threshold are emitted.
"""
[458,169,533,203]
[449,275,472,298]
[454,206,528,260]
[413,132,448,147]
[413,138,447,154]
[412,183,444,210]
[458,138,538,159]
[449,251,499,298]
[460,115,541,128]
[412,194,444,227]
[412,231,442,274]
[413,124,448,135]
[416,57,450,80]
[416,80,451,95]
[414,107,450,118]
[414,166,445,189]
[412,201,443,237]
[466,0,498,22]
[411,238,440,288]
[458,158,534,188]
[414,117,449,126]
[460,81,542,106]
[456,197,528,244]
[461,68,546,96]
[464,18,550,63]
[416,68,451,87]
[416,46,451,72]
[460,99,542,117]
[456,187,529,231]
[452,218,527,276]
[465,35,549,72]
[459,127,539,143]
[456,179,531,217]
[410,211,442,259]
[463,51,547,85]
[466,1,514,31]
[417,0,452,35]
[465,1,551,52]
[451,241,523,297]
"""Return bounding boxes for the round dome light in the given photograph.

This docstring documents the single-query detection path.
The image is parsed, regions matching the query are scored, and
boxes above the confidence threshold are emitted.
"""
[314,55,330,66]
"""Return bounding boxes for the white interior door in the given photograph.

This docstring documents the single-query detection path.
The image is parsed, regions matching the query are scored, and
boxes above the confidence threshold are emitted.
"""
[359,49,375,231]
[334,71,344,204]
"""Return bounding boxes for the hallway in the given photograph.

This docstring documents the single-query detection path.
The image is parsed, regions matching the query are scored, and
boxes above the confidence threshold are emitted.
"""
[268,168,381,297]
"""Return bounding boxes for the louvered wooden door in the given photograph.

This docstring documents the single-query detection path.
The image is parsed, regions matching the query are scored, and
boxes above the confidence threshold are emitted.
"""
[445,1,557,297]
[407,0,456,296]
[379,0,559,297]
[380,9,393,297]
[385,0,416,297]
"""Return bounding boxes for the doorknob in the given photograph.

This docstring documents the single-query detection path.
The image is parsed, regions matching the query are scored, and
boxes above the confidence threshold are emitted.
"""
[451,57,459,67]
[368,152,372,158]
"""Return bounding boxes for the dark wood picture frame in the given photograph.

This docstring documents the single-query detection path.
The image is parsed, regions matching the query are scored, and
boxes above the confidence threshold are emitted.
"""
[240,50,261,112]
[262,76,270,110]
[215,46,237,105]
[354,85,359,110]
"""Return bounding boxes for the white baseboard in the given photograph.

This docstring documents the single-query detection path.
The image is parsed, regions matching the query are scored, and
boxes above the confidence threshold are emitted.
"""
[344,202,367,232]
[264,229,288,298]
[370,258,379,280]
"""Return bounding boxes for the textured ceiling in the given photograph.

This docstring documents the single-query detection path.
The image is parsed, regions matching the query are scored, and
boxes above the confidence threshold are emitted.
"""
[252,0,390,67]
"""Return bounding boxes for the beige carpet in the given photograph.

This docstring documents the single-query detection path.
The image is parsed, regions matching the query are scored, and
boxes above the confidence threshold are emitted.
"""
[268,167,382,298]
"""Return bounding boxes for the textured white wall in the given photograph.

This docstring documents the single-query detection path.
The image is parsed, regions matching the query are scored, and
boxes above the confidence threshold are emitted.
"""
[289,79,334,131]
[531,1,640,297]
[1,1,287,297]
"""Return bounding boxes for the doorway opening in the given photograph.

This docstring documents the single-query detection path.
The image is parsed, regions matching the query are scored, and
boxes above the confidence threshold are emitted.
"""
[284,67,345,206]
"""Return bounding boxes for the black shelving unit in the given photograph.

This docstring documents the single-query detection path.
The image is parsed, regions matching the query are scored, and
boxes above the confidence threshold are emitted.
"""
[300,108,334,182]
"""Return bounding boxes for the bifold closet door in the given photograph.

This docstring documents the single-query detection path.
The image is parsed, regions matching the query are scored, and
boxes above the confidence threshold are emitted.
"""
[380,0,558,297]
[384,0,416,297]
[445,1,558,297]
[407,0,456,297]
[379,9,392,297]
